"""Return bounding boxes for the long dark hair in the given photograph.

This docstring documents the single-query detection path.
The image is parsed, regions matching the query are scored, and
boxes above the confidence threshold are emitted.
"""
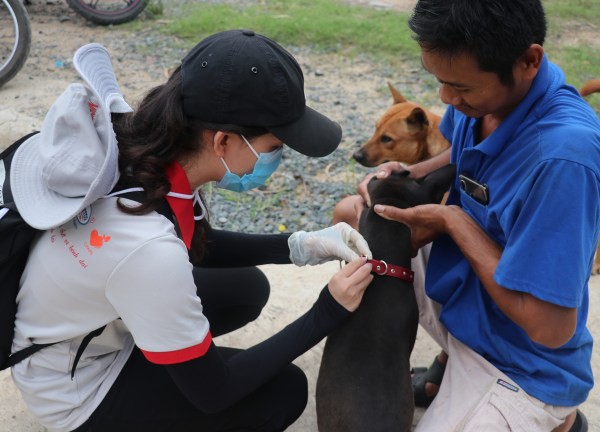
[408,0,547,85]
[111,66,266,263]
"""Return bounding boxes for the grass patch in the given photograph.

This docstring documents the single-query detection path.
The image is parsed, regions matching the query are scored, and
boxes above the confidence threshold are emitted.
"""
[160,0,599,112]
[144,0,165,20]
[544,0,600,21]
[164,0,419,63]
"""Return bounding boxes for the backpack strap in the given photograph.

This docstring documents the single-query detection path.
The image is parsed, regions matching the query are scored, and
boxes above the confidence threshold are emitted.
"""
[1,131,40,214]
[70,325,106,380]
[5,342,56,369]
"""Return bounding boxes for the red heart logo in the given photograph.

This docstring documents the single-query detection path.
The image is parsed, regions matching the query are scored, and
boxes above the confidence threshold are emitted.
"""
[90,229,111,248]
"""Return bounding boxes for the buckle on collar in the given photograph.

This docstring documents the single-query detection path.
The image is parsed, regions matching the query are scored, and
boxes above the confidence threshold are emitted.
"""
[372,260,388,275]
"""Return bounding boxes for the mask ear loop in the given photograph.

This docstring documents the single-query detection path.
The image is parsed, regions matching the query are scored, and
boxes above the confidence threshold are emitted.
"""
[220,134,260,174]
[166,189,207,221]
[192,189,207,221]
[220,157,232,173]
[241,134,260,159]
[107,187,207,221]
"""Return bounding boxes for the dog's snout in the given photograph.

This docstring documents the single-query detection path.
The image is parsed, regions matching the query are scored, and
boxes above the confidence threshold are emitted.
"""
[353,149,365,163]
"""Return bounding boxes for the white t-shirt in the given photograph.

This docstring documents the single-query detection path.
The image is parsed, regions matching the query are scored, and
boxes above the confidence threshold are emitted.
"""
[11,197,211,432]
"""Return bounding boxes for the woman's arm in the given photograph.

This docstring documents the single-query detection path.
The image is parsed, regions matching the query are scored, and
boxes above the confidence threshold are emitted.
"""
[165,258,373,413]
[166,287,346,413]
[200,229,292,267]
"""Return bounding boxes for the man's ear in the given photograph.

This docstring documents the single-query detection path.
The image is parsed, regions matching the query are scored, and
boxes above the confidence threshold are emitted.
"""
[518,44,544,81]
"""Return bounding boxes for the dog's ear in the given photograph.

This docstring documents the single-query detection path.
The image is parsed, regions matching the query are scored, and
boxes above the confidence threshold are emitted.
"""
[387,81,407,105]
[406,107,429,132]
[419,164,456,204]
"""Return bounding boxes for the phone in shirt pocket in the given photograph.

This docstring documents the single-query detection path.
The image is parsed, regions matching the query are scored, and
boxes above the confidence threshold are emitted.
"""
[459,174,489,206]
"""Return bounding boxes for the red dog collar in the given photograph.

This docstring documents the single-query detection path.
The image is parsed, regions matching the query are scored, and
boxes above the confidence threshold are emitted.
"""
[367,259,414,283]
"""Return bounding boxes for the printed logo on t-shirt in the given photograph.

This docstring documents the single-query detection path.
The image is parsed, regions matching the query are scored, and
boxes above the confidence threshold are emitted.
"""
[51,227,90,269]
[90,229,111,248]
[76,206,93,225]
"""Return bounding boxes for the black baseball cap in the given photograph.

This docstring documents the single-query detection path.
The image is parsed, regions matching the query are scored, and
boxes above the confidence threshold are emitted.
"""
[181,29,342,157]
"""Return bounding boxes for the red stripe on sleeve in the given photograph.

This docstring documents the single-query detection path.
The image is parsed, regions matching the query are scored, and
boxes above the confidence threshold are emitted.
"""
[141,331,213,365]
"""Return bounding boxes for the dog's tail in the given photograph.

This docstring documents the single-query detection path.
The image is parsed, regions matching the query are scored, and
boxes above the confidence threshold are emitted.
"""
[580,79,600,97]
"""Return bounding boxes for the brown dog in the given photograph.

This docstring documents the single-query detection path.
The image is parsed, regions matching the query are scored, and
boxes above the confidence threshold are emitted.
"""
[580,79,600,274]
[352,82,450,167]
[332,83,450,228]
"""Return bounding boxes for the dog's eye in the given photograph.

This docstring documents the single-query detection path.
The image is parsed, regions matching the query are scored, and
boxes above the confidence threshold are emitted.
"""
[380,135,392,143]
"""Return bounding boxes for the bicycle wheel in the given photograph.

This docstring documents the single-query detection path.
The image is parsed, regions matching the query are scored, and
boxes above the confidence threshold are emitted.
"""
[0,0,31,88]
[66,0,146,25]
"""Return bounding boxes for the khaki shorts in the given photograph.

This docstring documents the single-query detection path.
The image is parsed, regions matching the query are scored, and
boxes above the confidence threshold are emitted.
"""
[411,244,576,432]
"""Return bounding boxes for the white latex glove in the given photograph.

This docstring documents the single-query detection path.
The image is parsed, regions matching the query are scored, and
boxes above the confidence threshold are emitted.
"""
[288,222,372,266]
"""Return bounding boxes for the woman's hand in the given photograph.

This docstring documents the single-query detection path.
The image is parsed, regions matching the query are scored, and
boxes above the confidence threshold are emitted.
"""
[327,257,374,312]
[288,222,372,266]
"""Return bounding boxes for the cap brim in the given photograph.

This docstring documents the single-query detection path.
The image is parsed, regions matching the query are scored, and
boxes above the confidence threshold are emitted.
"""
[10,135,87,230]
[268,106,342,157]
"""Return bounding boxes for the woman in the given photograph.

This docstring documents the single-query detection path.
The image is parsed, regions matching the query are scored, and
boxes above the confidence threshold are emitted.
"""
[9,31,373,431]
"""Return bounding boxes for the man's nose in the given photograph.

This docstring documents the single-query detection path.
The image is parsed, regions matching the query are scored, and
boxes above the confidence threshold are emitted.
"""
[439,84,461,106]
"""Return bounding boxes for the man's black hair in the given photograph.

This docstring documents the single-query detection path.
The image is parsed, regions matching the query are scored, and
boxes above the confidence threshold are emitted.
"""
[408,0,546,85]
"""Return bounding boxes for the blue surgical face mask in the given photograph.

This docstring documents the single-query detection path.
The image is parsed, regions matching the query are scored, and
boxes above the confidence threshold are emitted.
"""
[216,135,283,193]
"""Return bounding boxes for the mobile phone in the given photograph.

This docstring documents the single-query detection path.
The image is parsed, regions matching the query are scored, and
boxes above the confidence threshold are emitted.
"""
[459,174,489,205]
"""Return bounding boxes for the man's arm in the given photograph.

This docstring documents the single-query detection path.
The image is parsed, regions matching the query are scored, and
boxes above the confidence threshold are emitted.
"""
[406,147,451,179]
[375,203,577,348]
[443,205,577,348]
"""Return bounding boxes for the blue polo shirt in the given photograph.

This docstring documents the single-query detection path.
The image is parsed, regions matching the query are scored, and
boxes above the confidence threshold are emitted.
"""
[427,55,600,406]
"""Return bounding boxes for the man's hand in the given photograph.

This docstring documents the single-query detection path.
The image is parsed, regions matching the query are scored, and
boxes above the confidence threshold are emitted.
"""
[355,148,452,207]
[376,202,578,348]
[357,161,408,207]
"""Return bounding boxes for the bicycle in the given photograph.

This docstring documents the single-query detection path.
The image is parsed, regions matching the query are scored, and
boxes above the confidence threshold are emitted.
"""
[66,0,147,26]
[0,0,147,88]
[0,0,31,88]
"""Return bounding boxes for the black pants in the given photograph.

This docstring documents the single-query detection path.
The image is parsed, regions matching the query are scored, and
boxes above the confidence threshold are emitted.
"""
[73,266,308,432]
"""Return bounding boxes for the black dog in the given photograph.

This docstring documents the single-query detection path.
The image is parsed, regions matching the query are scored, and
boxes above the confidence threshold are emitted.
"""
[316,164,455,432]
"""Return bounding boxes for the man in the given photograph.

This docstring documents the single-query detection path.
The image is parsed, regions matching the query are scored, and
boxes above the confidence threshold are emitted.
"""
[359,0,599,430]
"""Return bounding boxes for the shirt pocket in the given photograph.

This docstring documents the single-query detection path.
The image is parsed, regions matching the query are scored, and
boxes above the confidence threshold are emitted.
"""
[459,188,488,226]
